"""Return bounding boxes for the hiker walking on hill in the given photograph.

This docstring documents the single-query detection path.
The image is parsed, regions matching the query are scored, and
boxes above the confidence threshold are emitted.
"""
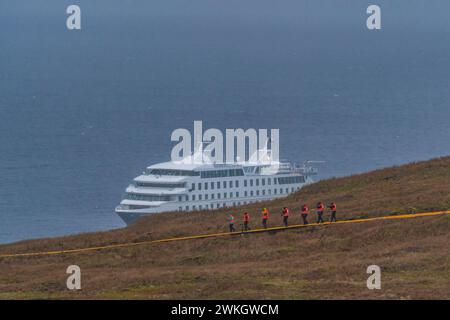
[262,208,269,229]
[281,207,289,227]
[301,204,309,225]
[228,212,236,232]
[243,212,251,231]
[329,202,337,222]
[316,202,325,223]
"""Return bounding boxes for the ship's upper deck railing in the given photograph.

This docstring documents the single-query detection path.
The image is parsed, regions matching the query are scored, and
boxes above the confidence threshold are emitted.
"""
[275,160,320,175]
[292,166,319,175]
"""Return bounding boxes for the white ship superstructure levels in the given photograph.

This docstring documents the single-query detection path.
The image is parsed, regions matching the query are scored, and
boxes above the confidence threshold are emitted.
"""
[115,152,317,224]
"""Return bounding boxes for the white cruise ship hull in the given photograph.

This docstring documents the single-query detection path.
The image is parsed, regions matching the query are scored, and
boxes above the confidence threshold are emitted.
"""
[115,175,315,225]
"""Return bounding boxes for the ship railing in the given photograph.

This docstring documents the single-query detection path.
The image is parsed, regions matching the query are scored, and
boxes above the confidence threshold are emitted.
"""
[293,167,318,175]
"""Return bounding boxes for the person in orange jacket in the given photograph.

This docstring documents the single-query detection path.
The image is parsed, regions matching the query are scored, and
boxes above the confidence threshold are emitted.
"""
[243,212,251,231]
[329,202,337,222]
[281,207,289,227]
[316,202,325,223]
[262,208,269,229]
[301,204,309,225]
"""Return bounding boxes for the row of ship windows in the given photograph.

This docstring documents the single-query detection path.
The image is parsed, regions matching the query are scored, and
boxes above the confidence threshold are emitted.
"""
[135,182,185,188]
[147,169,199,176]
[125,187,300,202]
[180,200,264,211]
[134,176,304,190]
[146,168,246,177]
[191,176,304,191]
[200,169,244,178]
[180,187,300,202]
[126,194,172,201]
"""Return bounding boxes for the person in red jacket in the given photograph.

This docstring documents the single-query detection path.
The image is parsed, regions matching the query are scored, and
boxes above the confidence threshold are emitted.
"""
[243,212,250,231]
[316,202,325,223]
[281,207,289,227]
[301,204,309,225]
[329,202,337,222]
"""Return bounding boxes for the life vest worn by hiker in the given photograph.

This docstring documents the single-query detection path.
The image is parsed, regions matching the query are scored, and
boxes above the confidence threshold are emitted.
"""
[282,208,289,217]
[244,212,250,222]
[302,205,309,214]
[228,214,235,224]
[262,208,269,220]
[330,203,337,211]
[317,203,324,212]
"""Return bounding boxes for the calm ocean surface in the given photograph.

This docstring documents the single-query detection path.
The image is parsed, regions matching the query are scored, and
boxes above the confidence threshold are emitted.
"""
[1,1,450,243]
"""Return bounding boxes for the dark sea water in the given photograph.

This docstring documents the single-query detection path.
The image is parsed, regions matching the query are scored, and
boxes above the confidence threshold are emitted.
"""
[1,0,450,243]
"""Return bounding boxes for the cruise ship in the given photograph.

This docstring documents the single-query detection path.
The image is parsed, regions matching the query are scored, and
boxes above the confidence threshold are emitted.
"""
[115,148,318,224]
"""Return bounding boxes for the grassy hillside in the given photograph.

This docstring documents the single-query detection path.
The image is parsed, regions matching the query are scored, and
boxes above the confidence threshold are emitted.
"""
[0,157,449,299]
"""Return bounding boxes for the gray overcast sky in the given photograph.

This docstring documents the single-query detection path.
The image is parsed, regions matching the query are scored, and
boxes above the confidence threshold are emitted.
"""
[1,0,450,32]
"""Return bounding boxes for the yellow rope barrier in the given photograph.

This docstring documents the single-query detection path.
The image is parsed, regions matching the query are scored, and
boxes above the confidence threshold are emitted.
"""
[0,210,448,258]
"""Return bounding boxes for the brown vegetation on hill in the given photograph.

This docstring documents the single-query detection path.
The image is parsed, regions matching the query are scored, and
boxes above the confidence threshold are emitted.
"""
[0,157,449,299]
